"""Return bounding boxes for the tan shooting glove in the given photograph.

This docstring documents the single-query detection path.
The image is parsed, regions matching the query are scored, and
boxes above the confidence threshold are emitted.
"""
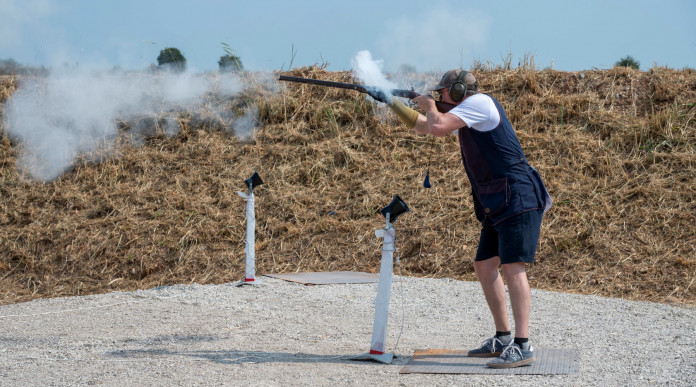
[388,99,419,129]
[365,87,419,129]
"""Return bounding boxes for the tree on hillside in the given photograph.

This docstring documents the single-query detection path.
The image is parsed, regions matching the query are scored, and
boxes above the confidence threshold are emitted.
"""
[615,55,640,69]
[0,58,49,76]
[218,54,244,73]
[397,64,417,73]
[157,47,187,73]
[218,42,244,73]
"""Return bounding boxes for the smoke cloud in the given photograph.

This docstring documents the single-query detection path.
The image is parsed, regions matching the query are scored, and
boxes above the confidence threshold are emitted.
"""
[2,69,262,181]
[375,8,491,73]
[232,106,259,141]
[351,51,397,91]
[351,50,399,103]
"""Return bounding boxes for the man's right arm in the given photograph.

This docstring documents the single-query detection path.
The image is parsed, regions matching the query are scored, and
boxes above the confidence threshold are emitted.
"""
[412,95,466,137]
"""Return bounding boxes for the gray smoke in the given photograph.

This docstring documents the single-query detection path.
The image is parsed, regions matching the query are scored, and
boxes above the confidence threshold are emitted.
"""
[2,69,264,181]
[375,8,490,72]
[351,50,398,103]
[232,106,259,141]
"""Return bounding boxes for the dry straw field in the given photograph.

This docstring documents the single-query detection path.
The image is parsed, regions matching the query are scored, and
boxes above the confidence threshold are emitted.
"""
[1,65,694,306]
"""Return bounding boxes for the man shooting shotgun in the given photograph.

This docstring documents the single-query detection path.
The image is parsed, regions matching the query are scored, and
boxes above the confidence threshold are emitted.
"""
[282,69,552,368]
[331,68,550,368]
[403,69,552,368]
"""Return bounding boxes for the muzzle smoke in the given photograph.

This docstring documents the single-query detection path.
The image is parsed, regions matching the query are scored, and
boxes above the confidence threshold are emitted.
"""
[351,50,398,103]
[2,69,265,181]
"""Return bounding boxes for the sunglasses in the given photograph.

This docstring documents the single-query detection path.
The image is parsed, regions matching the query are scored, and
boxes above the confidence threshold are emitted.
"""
[431,89,447,101]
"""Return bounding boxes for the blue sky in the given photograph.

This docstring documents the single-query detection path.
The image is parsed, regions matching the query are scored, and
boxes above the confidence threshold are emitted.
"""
[1,0,694,73]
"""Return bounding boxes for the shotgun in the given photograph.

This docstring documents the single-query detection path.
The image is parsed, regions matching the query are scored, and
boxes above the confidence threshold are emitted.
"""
[278,75,456,113]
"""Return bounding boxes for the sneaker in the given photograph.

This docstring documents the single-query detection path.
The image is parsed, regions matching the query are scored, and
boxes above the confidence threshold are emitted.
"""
[486,342,535,368]
[467,335,512,357]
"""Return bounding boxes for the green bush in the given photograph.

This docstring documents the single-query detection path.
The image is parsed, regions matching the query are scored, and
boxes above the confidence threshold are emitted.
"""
[218,54,244,73]
[397,64,417,73]
[0,58,48,76]
[615,55,640,70]
[157,47,187,73]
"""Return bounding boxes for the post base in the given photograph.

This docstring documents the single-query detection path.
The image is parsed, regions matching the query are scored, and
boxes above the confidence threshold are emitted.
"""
[234,278,262,287]
[350,351,394,364]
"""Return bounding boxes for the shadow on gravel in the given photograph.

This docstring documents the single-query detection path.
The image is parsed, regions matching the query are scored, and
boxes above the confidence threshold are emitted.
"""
[106,348,412,366]
[119,334,221,346]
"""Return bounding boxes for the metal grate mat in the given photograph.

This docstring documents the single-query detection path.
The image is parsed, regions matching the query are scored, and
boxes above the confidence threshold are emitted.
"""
[400,348,579,375]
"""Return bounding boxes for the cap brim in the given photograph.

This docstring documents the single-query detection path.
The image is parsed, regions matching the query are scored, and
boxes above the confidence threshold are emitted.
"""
[428,83,448,91]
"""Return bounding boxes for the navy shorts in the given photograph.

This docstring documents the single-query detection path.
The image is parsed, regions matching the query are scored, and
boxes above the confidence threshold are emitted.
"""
[475,209,544,264]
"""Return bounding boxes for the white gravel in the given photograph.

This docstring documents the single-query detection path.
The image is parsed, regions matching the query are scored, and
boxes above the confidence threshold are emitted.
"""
[0,276,694,386]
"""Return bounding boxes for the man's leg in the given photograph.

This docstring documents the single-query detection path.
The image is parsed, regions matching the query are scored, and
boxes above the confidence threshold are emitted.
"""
[501,262,530,339]
[487,261,535,368]
[474,256,510,332]
[468,256,512,357]
[486,210,541,368]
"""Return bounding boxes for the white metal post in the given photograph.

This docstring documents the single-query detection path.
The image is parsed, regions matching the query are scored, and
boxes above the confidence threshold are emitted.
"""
[352,214,396,364]
[236,187,260,286]
[370,216,395,356]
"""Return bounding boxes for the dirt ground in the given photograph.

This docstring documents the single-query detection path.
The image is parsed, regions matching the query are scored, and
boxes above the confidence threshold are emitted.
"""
[1,276,694,386]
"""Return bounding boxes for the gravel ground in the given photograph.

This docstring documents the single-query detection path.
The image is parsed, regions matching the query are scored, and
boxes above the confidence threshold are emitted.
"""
[0,276,694,386]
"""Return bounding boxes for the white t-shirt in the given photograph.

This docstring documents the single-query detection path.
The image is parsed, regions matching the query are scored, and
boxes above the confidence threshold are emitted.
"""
[448,93,500,132]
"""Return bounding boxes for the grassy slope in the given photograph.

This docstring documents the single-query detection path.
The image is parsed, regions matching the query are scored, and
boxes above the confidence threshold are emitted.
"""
[0,66,694,305]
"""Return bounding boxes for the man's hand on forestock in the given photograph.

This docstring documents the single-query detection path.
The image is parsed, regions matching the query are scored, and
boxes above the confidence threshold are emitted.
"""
[387,98,420,129]
[366,87,422,130]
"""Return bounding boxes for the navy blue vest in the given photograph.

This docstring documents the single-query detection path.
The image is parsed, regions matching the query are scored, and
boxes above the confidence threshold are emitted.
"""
[457,94,550,226]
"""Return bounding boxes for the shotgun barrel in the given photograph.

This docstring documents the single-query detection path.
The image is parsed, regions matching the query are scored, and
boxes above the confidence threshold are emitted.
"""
[278,75,455,113]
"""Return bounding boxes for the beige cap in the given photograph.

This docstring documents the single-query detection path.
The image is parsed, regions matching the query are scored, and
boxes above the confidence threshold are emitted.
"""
[429,69,478,91]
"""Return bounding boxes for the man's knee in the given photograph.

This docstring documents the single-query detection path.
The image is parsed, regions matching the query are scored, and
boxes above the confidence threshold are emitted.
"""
[500,262,527,282]
[474,256,499,270]
[474,256,501,279]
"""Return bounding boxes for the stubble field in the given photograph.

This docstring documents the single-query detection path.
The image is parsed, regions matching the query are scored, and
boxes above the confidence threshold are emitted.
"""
[1,65,694,305]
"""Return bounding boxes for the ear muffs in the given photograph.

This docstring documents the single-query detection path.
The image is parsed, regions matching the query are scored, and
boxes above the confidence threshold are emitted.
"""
[448,70,470,102]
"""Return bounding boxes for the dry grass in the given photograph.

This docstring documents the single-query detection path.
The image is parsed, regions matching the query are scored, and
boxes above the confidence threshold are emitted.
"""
[0,66,694,306]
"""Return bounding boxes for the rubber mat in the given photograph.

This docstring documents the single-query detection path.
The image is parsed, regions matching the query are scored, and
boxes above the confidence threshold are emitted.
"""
[264,271,379,285]
[399,348,579,375]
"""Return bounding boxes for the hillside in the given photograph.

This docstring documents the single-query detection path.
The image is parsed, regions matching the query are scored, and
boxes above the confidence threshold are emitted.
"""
[1,65,694,305]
